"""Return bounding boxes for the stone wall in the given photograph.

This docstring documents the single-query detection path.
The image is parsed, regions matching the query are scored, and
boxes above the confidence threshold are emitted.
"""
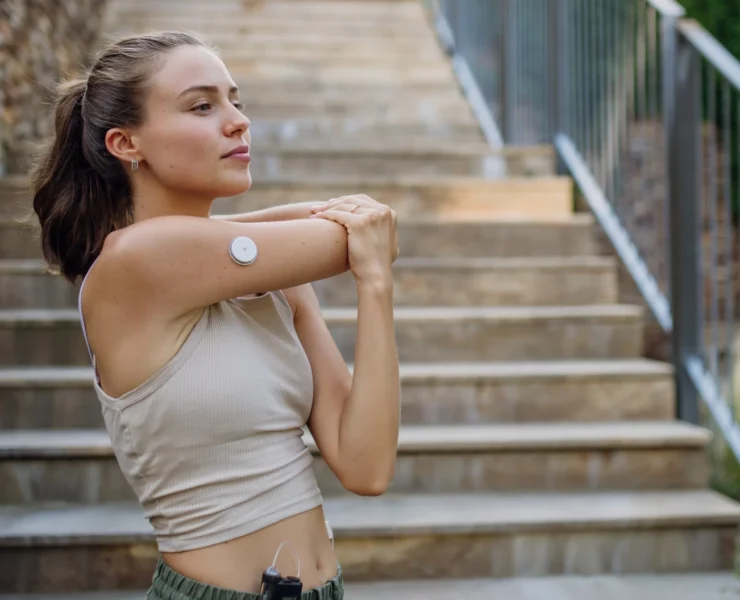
[0,0,108,175]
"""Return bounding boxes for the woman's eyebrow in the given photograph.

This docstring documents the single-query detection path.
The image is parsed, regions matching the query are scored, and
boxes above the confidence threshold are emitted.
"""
[177,85,239,98]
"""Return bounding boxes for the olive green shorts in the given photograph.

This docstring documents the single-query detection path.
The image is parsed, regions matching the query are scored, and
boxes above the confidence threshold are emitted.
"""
[147,558,344,600]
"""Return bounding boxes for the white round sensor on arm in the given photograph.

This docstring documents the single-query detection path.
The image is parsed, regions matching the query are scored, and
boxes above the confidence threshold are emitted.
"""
[229,236,259,266]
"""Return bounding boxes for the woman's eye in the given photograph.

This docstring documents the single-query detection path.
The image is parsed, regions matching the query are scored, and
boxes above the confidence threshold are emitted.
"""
[193,103,211,113]
[233,102,244,111]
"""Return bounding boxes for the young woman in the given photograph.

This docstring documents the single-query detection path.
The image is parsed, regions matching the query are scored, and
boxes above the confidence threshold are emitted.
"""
[31,31,400,599]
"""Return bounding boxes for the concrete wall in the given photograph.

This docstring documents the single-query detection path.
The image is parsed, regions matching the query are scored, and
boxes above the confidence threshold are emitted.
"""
[0,0,108,175]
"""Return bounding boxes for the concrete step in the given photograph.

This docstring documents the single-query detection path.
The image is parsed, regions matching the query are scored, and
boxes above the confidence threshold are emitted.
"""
[229,64,457,87]
[113,25,438,47]
[212,174,568,219]
[2,572,739,600]
[235,92,478,121]
[0,176,31,221]
[247,117,484,146]
[112,16,437,38]
[314,257,620,307]
[111,0,427,20]
[2,490,739,591]
[245,144,504,179]
[2,172,567,220]
[0,304,642,366]
[0,215,597,260]
[0,359,676,430]
[217,47,448,66]
[0,220,39,259]
[169,31,444,54]
[0,422,712,504]
[0,257,620,309]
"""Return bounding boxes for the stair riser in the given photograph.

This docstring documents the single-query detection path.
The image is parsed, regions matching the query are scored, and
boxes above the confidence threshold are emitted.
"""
[221,52,447,66]
[0,187,31,220]
[1,175,566,222]
[0,373,674,430]
[0,263,619,309]
[213,179,566,219]
[316,267,619,306]
[0,225,42,259]
[115,23,436,39]
[116,9,427,23]
[170,36,443,53]
[0,314,641,365]
[249,127,485,147]
[401,374,675,424]
[338,527,736,580]
[0,274,78,309]
[0,448,709,505]
[247,154,495,179]
[2,526,733,592]
[244,102,476,121]
[228,66,455,87]
[0,221,596,261]
[0,177,571,226]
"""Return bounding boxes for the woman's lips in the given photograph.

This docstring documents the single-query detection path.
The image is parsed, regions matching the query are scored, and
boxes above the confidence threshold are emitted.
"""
[225,152,251,163]
[222,144,251,162]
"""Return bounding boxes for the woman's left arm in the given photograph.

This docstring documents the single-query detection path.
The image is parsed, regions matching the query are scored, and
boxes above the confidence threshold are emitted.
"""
[283,282,400,496]
[210,201,317,223]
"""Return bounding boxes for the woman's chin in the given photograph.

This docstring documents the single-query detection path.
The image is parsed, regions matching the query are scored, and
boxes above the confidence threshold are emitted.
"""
[216,172,252,198]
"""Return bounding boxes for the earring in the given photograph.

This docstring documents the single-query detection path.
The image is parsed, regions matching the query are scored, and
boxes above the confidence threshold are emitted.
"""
[132,159,139,172]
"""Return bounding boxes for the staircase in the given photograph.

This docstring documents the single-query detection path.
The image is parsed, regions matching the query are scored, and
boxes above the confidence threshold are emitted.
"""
[1,0,740,597]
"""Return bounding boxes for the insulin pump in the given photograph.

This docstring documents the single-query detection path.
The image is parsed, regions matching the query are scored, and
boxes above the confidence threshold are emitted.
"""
[260,541,302,599]
[259,519,334,598]
[260,564,302,599]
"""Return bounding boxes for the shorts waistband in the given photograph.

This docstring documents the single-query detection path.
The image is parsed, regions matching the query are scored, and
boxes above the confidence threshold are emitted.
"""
[148,558,344,600]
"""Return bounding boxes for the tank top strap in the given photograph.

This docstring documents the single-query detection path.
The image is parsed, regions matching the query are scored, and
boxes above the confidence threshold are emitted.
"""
[78,258,99,368]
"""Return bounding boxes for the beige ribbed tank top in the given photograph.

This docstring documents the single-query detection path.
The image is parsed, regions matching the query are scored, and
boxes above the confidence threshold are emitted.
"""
[78,270,323,552]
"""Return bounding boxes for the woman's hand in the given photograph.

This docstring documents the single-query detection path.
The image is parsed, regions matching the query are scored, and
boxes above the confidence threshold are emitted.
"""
[310,195,398,285]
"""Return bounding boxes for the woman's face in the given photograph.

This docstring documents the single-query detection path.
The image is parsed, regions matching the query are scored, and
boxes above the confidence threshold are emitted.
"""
[133,44,252,200]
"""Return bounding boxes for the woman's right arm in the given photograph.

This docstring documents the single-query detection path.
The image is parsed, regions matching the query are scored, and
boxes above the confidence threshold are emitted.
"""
[99,214,349,318]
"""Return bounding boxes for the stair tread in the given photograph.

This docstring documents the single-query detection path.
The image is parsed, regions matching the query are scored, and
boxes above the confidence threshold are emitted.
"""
[0,421,711,458]
[0,213,595,227]
[2,172,564,191]
[0,255,617,275]
[2,490,739,545]
[1,572,738,600]
[0,359,673,387]
[0,304,643,326]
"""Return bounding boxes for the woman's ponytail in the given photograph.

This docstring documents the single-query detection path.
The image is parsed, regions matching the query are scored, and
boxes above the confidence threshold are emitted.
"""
[31,79,124,282]
[30,31,207,283]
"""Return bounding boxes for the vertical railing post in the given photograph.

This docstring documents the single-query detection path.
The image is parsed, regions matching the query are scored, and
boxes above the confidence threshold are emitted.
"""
[499,0,516,143]
[548,0,568,173]
[547,0,562,140]
[667,22,701,424]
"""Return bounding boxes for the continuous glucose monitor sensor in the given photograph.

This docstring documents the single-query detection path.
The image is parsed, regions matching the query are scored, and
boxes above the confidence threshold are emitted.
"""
[229,236,259,266]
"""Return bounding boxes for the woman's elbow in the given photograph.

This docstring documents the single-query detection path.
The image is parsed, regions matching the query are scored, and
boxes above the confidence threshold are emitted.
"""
[340,468,395,497]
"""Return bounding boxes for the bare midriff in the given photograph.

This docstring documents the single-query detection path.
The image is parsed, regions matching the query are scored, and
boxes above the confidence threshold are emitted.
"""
[161,505,338,594]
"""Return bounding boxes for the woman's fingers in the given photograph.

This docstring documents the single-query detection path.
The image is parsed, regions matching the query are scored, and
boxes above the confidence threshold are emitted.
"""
[311,208,362,226]
[311,194,382,214]
[310,202,359,218]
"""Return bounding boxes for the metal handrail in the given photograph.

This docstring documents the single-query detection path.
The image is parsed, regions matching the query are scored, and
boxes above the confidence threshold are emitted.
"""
[427,0,740,468]
[646,0,684,18]
[679,20,740,90]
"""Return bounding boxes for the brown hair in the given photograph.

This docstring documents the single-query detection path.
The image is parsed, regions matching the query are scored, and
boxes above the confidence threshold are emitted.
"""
[31,31,207,282]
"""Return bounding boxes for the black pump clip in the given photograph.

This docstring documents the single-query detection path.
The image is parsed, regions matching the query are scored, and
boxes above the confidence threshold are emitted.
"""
[260,565,303,600]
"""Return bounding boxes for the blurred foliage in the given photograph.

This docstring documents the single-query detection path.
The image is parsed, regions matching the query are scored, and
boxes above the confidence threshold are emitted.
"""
[680,0,740,62]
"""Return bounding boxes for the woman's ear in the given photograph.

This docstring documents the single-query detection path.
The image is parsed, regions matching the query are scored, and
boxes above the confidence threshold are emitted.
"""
[105,127,141,164]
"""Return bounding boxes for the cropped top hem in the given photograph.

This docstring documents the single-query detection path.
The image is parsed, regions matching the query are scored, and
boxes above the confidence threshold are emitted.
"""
[155,489,324,553]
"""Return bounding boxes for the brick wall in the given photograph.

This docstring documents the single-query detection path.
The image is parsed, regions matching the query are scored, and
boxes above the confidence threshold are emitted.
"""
[0,0,108,175]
